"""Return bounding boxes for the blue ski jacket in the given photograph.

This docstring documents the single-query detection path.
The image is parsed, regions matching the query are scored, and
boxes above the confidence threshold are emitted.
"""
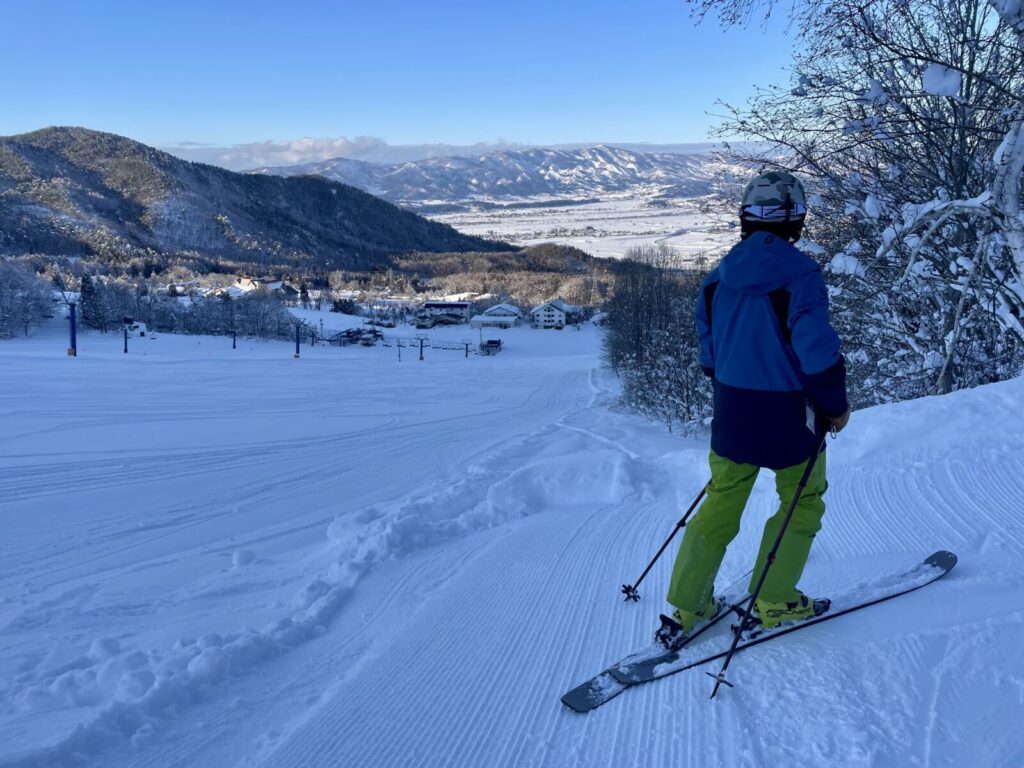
[696,231,848,469]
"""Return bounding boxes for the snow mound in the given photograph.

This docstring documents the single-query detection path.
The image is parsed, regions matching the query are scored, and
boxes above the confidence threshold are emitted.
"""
[325,429,645,565]
[232,549,255,567]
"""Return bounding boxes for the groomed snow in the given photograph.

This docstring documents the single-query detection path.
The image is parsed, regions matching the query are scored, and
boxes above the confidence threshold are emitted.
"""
[1,316,1022,767]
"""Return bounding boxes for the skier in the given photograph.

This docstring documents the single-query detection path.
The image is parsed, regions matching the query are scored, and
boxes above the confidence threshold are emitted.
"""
[657,171,850,650]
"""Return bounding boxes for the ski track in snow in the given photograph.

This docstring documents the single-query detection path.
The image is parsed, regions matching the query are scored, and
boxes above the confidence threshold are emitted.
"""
[2,319,1024,767]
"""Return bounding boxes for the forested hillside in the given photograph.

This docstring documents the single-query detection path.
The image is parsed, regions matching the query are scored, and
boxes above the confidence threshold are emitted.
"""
[0,127,513,273]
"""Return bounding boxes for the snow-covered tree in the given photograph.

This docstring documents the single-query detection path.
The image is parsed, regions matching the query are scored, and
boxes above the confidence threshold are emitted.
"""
[604,245,713,431]
[690,0,1024,399]
[0,261,53,338]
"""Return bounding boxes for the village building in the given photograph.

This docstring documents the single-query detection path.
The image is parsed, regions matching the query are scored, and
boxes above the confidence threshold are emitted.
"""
[232,277,299,301]
[420,301,473,321]
[432,313,466,326]
[483,303,523,319]
[415,312,466,329]
[470,303,524,329]
[235,276,296,294]
[470,314,516,329]
[218,285,249,299]
[165,279,201,296]
[530,298,583,329]
[235,277,271,292]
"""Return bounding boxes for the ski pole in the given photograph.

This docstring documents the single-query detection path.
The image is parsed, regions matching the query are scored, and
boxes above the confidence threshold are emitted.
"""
[621,483,708,602]
[707,429,831,697]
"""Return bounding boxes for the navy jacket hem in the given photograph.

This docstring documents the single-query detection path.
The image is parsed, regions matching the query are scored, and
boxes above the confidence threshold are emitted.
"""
[711,381,825,470]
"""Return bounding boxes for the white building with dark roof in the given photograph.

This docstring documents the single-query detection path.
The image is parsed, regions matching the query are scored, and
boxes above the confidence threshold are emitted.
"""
[530,298,582,329]
[421,301,473,321]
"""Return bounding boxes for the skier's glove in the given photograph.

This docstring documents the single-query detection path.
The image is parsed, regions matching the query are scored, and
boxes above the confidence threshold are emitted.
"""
[830,408,851,434]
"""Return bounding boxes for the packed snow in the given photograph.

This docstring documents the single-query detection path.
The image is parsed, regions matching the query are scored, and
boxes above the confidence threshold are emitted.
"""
[1,314,1023,767]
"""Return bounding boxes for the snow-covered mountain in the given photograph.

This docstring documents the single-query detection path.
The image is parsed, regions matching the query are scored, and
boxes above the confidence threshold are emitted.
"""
[250,145,718,208]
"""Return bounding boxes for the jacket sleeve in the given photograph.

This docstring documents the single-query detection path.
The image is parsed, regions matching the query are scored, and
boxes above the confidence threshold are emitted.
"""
[695,275,716,378]
[787,268,849,418]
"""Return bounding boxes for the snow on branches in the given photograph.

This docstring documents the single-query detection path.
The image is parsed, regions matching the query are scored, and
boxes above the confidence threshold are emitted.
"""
[921,64,962,98]
[698,0,1024,399]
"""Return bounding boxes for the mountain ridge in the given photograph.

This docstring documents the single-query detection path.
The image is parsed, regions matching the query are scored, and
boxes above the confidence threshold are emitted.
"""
[161,138,724,170]
[0,126,513,271]
[249,144,718,209]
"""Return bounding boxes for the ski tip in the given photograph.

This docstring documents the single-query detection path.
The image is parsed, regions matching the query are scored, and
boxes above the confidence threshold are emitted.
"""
[560,672,627,713]
[560,695,586,714]
[560,689,596,714]
[924,550,957,573]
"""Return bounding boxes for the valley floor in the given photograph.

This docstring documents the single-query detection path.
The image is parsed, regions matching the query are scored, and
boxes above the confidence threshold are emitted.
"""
[431,192,732,261]
[0,320,1022,767]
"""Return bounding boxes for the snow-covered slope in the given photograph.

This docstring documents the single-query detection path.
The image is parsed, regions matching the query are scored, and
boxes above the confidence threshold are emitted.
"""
[1,317,1022,768]
[250,145,717,207]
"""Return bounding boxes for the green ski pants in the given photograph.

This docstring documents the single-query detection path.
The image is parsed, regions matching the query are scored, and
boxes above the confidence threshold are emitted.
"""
[666,450,827,612]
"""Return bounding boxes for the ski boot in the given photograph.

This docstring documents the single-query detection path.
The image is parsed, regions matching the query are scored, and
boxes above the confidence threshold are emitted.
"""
[746,592,831,636]
[655,599,721,652]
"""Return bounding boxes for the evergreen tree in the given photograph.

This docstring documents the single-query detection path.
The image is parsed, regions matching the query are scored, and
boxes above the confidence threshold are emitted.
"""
[79,274,109,331]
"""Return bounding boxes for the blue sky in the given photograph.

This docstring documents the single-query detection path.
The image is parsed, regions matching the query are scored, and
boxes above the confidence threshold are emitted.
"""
[1,0,791,149]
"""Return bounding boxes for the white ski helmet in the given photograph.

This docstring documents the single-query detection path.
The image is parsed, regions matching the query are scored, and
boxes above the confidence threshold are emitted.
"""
[740,171,807,222]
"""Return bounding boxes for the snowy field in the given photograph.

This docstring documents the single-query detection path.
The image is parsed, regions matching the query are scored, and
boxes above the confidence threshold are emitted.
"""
[430,192,733,261]
[1,317,1023,768]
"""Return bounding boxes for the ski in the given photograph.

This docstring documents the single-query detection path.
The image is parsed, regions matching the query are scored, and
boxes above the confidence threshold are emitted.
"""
[560,590,749,714]
[559,670,630,714]
[561,550,957,712]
